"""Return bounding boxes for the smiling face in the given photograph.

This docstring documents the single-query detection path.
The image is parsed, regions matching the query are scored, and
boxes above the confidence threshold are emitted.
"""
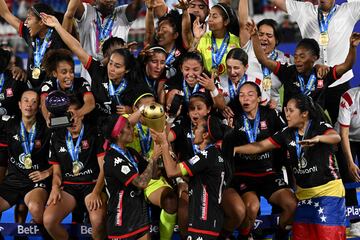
[181,59,203,87]
[107,52,127,82]
[294,46,317,75]
[238,83,261,114]
[146,52,166,79]
[25,11,44,37]
[189,97,211,124]
[19,91,39,118]
[53,61,74,90]
[258,24,277,55]
[226,58,247,83]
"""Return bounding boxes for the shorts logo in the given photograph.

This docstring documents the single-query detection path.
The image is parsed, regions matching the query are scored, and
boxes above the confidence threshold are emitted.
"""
[317,80,324,89]
[6,88,13,97]
[35,140,41,148]
[240,183,247,190]
[260,121,267,130]
[82,140,89,149]
[121,165,130,175]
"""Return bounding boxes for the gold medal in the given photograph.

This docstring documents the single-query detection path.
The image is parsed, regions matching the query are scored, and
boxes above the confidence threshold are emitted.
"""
[24,155,32,169]
[32,67,41,80]
[319,32,329,46]
[72,161,81,176]
[211,68,219,78]
[262,76,272,91]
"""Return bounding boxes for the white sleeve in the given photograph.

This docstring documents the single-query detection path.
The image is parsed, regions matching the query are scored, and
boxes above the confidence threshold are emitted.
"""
[116,5,131,25]
[346,1,360,21]
[337,93,353,127]
[285,0,306,19]
[77,2,89,24]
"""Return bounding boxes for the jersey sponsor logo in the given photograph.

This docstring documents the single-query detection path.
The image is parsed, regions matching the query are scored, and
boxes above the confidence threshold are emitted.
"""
[317,79,324,89]
[114,157,123,166]
[6,88,13,97]
[293,165,318,175]
[260,121,267,130]
[59,147,67,153]
[41,85,50,92]
[65,168,93,177]
[189,155,200,165]
[121,165,130,175]
[201,184,208,221]
[238,152,270,161]
[82,140,89,149]
[35,140,41,149]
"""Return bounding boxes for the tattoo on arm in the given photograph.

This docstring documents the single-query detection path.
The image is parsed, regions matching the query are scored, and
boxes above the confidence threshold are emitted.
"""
[132,161,154,189]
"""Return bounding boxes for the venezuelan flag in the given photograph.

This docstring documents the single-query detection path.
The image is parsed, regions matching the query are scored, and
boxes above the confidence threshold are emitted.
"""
[292,195,346,240]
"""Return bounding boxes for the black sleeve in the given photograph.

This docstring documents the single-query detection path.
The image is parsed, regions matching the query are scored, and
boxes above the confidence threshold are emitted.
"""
[77,78,92,95]
[183,151,209,176]
[274,62,291,84]
[108,153,139,187]
[269,127,289,149]
[269,109,287,133]
[48,134,59,165]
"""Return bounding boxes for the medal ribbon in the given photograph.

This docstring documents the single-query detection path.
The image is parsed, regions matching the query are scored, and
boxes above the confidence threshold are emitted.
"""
[228,74,247,100]
[165,47,176,66]
[294,120,312,160]
[136,122,152,157]
[108,79,127,105]
[261,50,278,79]
[110,143,138,172]
[145,76,156,93]
[0,73,5,94]
[189,124,200,154]
[242,110,260,143]
[297,72,317,95]
[66,125,84,163]
[95,11,115,52]
[34,29,53,69]
[20,121,37,156]
[318,5,337,33]
[211,32,230,70]
[183,79,200,103]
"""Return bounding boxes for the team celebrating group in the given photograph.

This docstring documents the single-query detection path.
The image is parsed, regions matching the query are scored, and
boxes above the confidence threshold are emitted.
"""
[0,0,359,239]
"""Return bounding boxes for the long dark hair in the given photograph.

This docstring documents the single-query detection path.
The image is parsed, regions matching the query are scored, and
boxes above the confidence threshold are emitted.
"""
[257,19,281,46]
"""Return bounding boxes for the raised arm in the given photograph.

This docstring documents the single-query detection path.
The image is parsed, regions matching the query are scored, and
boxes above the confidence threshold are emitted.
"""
[63,0,80,33]
[234,138,276,155]
[247,20,278,72]
[41,13,91,67]
[175,0,193,50]
[126,0,142,22]
[144,0,155,47]
[239,0,251,47]
[334,32,360,78]
[0,0,21,30]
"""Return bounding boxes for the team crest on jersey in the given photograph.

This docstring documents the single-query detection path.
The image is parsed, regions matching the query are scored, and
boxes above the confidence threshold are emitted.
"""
[6,88,13,97]
[260,121,267,130]
[82,140,89,149]
[41,85,50,92]
[35,140,41,148]
[121,165,130,175]
[189,155,200,165]
[317,80,324,89]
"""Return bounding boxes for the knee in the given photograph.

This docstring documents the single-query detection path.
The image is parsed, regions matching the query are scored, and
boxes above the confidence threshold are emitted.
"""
[245,201,260,218]
[283,198,297,213]
[27,202,44,224]
[161,191,178,214]
[43,211,58,230]
[232,203,246,222]
[89,211,106,228]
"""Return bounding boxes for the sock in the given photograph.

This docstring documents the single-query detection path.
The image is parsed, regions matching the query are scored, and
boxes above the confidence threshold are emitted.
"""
[159,210,177,240]
[239,227,251,236]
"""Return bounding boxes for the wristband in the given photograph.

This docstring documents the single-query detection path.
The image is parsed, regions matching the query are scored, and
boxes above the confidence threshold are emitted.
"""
[210,88,219,97]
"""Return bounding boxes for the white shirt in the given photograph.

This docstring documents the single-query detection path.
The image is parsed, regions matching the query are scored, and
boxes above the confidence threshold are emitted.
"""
[242,40,294,110]
[286,0,360,87]
[77,3,131,82]
[336,87,360,142]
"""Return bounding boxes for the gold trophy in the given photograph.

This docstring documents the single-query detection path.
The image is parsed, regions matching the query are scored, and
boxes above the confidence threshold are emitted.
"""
[141,103,166,132]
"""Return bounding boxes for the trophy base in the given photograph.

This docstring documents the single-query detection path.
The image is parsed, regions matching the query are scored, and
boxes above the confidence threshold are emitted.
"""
[50,115,72,129]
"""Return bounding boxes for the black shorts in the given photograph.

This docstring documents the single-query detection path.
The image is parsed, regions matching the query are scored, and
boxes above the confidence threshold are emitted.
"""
[231,172,289,200]
[0,178,49,206]
[63,183,96,208]
[0,148,8,168]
